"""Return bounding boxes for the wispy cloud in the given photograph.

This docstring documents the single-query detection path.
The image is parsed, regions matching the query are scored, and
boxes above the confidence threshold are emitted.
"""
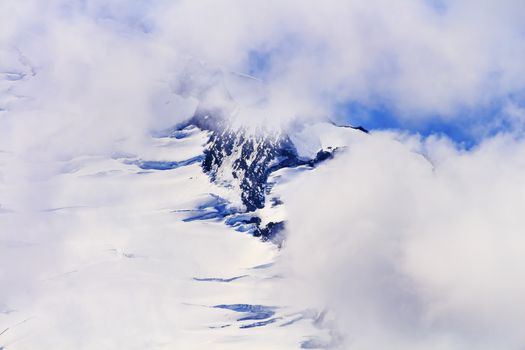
[3,0,525,137]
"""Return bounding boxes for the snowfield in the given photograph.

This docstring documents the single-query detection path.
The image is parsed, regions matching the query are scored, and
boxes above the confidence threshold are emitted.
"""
[0,122,355,349]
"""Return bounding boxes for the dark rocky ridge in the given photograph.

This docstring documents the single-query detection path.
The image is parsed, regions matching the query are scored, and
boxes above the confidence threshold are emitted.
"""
[173,109,340,241]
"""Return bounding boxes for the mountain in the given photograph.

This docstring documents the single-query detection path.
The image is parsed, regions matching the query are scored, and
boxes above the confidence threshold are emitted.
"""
[161,107,363,243]
[0,63,368,349]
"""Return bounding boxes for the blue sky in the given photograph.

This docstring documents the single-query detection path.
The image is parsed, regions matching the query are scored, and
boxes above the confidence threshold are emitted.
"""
[337,99,521,148]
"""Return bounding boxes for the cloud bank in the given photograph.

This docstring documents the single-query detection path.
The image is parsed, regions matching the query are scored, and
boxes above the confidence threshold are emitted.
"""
[279,131,525,349]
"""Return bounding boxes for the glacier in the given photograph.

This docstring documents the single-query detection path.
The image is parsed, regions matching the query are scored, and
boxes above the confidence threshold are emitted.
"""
[0,106,365,349]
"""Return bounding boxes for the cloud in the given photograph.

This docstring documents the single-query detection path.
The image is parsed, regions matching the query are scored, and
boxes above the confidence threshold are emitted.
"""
[278,130,525,349]
[2,0,525,138]
[149,0,525,122]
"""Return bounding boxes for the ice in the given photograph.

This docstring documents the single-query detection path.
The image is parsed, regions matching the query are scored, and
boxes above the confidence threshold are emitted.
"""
[0,122,336,349]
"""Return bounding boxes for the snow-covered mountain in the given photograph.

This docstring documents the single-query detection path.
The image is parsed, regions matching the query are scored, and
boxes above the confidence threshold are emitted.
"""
[0,94,367,349]
[0,54,359,348]
[170,109,346,242]
[0,54,374,348]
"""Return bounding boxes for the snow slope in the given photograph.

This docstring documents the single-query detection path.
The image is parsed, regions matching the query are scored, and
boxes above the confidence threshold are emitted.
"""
[0,117,364,349]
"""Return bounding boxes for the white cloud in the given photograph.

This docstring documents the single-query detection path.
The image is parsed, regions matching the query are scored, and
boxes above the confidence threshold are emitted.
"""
[2,0,525,137]
[278,130,525,349]
[150,0,525,121]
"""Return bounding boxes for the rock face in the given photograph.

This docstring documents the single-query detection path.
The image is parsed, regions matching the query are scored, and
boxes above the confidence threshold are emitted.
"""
[174,109,338,241]
[203,124,299,212]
